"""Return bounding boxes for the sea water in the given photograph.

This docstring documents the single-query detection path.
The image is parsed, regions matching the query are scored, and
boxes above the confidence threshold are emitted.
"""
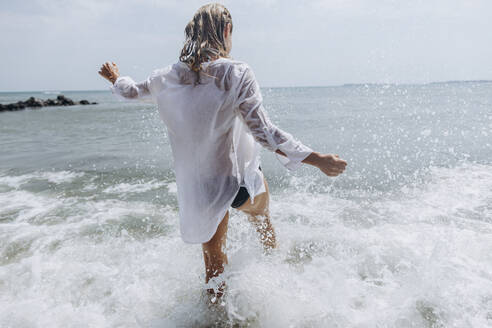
[0,82,491,327]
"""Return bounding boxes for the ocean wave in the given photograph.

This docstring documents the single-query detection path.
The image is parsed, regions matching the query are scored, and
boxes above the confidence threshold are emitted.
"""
[0,163,490,327]
[102,179,167,194]
[0,170,85,188]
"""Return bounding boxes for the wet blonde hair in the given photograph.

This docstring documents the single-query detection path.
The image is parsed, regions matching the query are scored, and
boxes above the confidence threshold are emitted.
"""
[179,3,233,84]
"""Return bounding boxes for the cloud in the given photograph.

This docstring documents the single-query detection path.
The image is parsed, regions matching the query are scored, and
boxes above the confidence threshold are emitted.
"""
[0,0,491,90]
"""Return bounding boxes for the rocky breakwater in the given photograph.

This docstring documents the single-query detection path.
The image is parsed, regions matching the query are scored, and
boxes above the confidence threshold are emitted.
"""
[0,95,97,112]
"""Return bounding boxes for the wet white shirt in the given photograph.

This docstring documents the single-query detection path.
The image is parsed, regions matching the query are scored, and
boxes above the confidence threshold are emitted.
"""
[111,57,313,243]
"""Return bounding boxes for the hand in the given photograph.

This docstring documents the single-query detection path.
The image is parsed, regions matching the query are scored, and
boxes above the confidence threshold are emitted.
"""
[316,153,347,177]
[302,152,347,177]
[98,61,120,84]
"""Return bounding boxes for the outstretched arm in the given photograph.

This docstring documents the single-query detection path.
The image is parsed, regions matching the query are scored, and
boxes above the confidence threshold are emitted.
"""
[276,149,347,177]
[236,65,347,177]
[98,62,151,100]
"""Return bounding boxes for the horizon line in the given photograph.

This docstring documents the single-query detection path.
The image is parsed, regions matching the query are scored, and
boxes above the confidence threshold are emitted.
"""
[1,79,491,93]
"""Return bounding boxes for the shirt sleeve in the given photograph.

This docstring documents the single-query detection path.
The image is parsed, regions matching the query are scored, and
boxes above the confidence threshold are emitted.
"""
[234,65,313,170]
[111,76,152,102]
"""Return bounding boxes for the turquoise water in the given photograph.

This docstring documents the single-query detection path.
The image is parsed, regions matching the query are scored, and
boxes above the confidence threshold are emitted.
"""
[0,83,491,327]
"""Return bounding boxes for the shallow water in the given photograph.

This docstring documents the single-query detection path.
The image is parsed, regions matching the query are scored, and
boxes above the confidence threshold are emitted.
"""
[0,83,491,327]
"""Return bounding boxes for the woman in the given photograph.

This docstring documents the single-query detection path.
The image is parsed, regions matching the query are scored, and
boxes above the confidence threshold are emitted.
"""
[98,3,347,299]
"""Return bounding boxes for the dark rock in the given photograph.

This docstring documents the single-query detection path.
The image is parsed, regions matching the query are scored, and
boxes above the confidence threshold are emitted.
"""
[91,102,98,105]
[57,95,71,105]
[43,99,56,106]
[16,101,26,109]
[6,104,19,111]
[25,97,43,107]
[56,95,70,105]
[61,96,73,104]
[1,95,96,113]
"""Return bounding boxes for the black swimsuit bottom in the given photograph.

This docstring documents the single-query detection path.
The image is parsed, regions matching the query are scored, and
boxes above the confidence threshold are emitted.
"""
[231,166,262,208]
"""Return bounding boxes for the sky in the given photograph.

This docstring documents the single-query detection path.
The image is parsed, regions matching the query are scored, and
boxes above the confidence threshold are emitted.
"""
[0,0,491,91]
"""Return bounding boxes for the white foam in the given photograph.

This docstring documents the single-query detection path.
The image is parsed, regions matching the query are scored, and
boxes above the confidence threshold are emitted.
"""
[167,182,177,193]
[0,170,85,188]
[102,179,167,194]
[0,163,491,327]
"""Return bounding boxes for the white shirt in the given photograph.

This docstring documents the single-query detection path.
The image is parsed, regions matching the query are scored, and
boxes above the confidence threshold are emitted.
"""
[111,57,313,243]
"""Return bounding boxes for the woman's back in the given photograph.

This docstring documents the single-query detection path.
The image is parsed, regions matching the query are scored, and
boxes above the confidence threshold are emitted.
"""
[136,57,266,243]
[111,56,315,243]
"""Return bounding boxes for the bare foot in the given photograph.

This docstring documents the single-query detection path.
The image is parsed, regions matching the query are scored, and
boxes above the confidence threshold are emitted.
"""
[207,281,226,304]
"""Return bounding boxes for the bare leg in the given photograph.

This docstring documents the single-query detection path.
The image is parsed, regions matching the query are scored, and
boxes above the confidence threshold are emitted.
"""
[202,211,229,299]
[236,177,276,250]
